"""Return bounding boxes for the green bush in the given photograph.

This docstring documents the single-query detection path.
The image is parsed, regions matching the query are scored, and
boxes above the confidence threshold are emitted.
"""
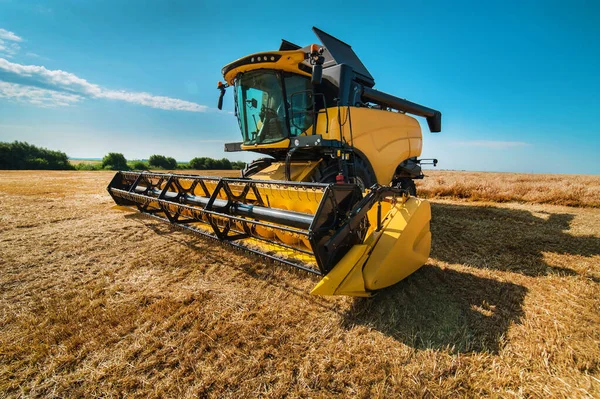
[218,158,232,169]
[131,161,148,170]
[102,153,128,170]
[188,157,244,170]
[148,154,178,169]
[231,161,247,170]
[75,163,102,171]
[166,157,177,169]
[189,157,208,169]
[0,141,74,170]
[28,158,50,169]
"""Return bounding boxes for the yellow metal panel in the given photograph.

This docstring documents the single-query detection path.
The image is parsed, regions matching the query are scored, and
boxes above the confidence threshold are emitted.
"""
[409,138,422,157]
[224,51,310,84]
[241,138,291,151]
[362,198,431,291]
[251,160,321,182]
[365,201,392,236]
[310,245,371,297]
[310,197,432,296]
[316,107,422,185]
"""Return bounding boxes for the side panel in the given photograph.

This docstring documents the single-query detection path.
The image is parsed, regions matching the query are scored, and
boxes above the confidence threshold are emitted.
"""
[251,160,321,182]
[317,107,423,185]
[310,196,432,296]
[224,51,310,84]
[362,198,431,291]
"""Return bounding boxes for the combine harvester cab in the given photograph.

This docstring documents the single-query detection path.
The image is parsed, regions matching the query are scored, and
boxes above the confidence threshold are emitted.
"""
[107,172,431,296]
[108,27,441,296]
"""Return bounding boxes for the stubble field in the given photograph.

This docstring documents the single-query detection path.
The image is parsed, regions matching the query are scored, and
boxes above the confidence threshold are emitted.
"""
[1,170,599,398]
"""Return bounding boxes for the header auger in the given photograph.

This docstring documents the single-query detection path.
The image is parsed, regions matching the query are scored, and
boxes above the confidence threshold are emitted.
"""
[108,27,441,296]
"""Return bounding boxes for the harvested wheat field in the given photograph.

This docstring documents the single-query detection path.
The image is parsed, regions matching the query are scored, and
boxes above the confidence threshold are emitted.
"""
[1,170,599,398]
[416,170,600,208]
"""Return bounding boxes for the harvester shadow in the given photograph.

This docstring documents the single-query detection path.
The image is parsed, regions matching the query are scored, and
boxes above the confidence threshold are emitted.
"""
[429,202,600,281]
[342,265,527,354]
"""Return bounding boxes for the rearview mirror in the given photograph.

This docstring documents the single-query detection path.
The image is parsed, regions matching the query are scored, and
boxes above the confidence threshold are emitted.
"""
[217,82,227,110]
[218,91,225,110]
[246,98,258,109]
[311,64,323,85]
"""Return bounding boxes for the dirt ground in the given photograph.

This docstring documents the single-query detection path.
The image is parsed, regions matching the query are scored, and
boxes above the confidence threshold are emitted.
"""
[1,170,599,398]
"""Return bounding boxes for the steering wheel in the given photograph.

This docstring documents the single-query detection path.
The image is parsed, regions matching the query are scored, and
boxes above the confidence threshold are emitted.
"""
[262,107,279,120]
[256,107,280,143]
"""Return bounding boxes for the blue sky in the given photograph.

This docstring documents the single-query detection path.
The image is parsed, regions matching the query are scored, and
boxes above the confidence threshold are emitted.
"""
[0,0,598,174]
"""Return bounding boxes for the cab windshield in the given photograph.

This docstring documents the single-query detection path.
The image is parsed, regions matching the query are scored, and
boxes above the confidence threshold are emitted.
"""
[234,70,312,145]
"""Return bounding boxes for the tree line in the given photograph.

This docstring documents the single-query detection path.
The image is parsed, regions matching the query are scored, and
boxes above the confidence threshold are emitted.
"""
[101,154,246,171]
[0,141,73,170]
[0,141,247,171]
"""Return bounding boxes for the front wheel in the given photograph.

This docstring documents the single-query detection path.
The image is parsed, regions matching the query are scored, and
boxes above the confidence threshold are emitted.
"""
[241,158,273,178]
[314,158,376,192]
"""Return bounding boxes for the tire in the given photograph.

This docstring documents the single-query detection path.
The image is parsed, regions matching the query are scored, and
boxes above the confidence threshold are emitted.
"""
[352,157,376,192]
[315,157,376,192]
[315,162,338,183]
[242,158,273,178]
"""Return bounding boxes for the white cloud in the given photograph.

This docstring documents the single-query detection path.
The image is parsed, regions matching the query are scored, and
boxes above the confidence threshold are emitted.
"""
[0,28,22,57]
[456,140,530,149]
[0,39,21,57]
[0,27,210,112]
[0,28,23,42]
[0,57,209,112]
[0,57,104,94]
[99,89,208,112]
[0,81,82,107]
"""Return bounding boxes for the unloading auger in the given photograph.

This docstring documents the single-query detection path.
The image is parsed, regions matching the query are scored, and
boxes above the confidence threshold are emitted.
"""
[107,171,431,296]
[108,27,441,296]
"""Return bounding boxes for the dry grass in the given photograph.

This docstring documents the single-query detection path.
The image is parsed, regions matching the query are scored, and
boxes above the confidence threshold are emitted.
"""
[0,170,599,398]
[417,170,600,208]
[68,159,101,166]
[170,170,240,177]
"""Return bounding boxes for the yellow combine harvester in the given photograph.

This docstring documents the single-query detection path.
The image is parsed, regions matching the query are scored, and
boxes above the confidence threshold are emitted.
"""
[107,28,441,296]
